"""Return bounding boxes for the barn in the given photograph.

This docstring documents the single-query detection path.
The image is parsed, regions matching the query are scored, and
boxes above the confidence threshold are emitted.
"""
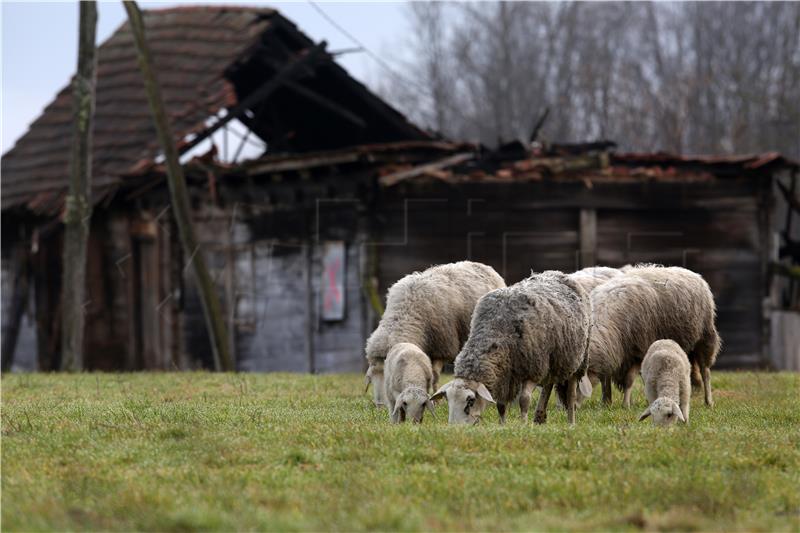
[2,6,799,372]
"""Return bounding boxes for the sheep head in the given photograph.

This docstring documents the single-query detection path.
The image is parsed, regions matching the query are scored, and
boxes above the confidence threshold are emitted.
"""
[431,378,495,425]
[638,397,686,426]
[392,387,434,424]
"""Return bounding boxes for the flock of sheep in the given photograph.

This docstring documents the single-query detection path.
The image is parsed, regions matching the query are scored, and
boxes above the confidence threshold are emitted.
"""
[364,261,720,427]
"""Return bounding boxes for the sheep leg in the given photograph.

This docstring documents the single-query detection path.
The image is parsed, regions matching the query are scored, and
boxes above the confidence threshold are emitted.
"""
[702,366,713,407]
[680,378,691,424]
[431,359,445,391]
[519,380,535,422]
[601,375,613,406]
[622,366,638,408]
[563,377,577,424]
[497,403,507,425]
[690,360,703,390]
[534,383,553,424]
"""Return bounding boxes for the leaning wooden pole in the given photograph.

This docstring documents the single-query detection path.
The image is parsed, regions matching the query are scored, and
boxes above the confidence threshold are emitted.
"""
[123,1,233,371]
[60,1,98,371]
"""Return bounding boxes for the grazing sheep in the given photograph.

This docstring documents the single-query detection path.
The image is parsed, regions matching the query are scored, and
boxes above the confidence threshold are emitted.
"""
[569,266,623,405]
[432,271,591,425]
[364,261,505,407]
[383,343,435,423]
[638,339,691,426]
[364,361,387,407]
[583,264,720,408]
[569,266,623,293]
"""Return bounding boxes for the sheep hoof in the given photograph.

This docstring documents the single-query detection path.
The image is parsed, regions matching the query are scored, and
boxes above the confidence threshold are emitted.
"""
[533,411,547,424]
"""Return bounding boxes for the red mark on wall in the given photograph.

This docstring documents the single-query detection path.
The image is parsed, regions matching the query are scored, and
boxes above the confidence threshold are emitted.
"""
[324,257,341,311]
[321,241,346,320]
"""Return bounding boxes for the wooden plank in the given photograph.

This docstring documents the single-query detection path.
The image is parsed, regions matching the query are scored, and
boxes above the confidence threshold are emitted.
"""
[378,153,474,187]
[579,208,596,268]
[770,311,800,370]
[1,244,30,371]
[305,243,316,374]
[246,153,361,175]
[281,80,367,129]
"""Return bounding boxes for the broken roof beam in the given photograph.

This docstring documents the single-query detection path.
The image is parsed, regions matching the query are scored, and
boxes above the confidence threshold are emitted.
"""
[178,41,328,156]
[379,153,474,187]
[245,152,362,175]
[280,79,367,129]
[251,36,368,130]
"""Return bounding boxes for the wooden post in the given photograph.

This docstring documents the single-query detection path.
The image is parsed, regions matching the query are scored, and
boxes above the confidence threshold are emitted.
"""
[123,1,233,371]
[579,208,597,268]
[2,243,30,372]
[304,243,316,374]
[60,1,97,371]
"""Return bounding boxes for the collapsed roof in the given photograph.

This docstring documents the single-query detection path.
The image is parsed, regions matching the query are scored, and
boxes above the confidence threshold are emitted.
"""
[1,5,428,216]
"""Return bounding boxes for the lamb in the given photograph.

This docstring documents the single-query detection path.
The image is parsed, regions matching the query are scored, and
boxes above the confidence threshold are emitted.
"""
[638,339,691,426]
[364,261,505,408]
[431,270,591,425]
[582,264,720,408]
[383,343,435,423]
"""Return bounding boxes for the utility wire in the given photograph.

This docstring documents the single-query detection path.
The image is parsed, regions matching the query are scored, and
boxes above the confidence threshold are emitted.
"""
[307,0,430,95]
[306,1,481,139]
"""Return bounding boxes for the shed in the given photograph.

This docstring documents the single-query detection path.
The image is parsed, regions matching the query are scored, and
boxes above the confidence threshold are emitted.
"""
[3,7,799,372]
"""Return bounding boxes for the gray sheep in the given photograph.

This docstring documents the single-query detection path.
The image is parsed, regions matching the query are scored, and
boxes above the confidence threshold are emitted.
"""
[638,339,691,426]
[584,264,720,408]
[383,343,435,423]
[364,261,506,407]
[432,271,591,425]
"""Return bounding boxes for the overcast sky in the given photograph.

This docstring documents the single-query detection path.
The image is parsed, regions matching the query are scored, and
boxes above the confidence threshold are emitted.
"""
[1,1,410,154]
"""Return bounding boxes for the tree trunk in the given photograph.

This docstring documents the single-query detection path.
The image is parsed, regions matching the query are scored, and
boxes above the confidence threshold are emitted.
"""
[123,0,233,371]
[60,1,97,371]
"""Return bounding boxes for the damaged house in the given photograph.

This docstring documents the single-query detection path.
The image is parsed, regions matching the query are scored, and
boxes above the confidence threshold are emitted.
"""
[2,6,798,372]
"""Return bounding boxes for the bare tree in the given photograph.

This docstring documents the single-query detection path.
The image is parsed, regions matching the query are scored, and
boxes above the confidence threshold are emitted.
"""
[124,0,234,371]
[383,1,800,158]
[60,1,97,371]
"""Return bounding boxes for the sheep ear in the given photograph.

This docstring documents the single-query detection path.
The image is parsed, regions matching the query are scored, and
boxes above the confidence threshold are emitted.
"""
[430,382,452,402]
[638,407,651,421]
[426,400,436,415]
[476,383,495,404]
[674,405,686,423]
[391,398,403,421]
[578,376,593,398]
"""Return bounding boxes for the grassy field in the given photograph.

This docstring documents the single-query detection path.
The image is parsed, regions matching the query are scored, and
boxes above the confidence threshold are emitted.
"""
[2,372,799,531]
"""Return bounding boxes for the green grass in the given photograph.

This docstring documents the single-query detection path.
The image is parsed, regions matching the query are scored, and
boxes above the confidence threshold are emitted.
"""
[2,372,799,532]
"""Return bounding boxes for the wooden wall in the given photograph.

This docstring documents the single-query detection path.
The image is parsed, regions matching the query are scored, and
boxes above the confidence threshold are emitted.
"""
[1,238,37,370]
[376,177,770,368]
[186,202,367,373]
[4,168,787,371]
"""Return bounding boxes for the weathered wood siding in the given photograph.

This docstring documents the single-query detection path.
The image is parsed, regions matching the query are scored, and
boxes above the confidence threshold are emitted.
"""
[184,203,367,372]
[1,243,37,370]
[377,178,768,368]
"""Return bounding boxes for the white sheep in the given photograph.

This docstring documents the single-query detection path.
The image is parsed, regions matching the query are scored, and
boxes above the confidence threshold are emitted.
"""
[365,261,505,408]
[582,264,720,408]
[568,266,623,405]
[638,339,691,426]
[383,343,435,423]
[569,266,623,293]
